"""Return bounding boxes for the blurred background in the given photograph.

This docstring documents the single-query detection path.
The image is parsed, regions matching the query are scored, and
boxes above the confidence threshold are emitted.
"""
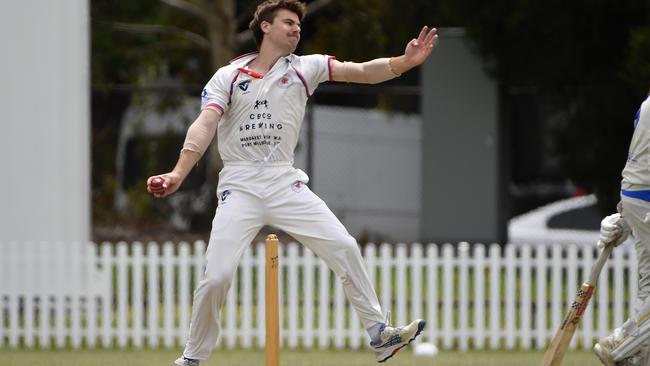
[3,0,650,245]
[88,0,650,246]
[2,0,650,363]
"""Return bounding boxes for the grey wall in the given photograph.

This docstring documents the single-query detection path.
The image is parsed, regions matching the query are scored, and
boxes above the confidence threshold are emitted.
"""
[0,1,90,243]
[295,106,422,243]
[420,28,504,243]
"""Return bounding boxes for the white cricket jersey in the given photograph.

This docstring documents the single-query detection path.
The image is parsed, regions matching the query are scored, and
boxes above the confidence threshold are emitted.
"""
[622,95,650,190]
[200,52,335,165]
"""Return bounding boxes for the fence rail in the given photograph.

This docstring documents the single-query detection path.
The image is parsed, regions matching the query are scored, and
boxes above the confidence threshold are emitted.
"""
[0,241,637,350]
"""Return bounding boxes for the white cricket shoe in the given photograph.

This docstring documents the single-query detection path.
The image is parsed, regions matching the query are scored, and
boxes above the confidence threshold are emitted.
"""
[371,314,426,363]
[174,356,200,366]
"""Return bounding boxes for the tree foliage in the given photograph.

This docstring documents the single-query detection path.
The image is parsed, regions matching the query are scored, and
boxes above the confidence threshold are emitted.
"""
[307,0,650,213]
[92,0,650,234]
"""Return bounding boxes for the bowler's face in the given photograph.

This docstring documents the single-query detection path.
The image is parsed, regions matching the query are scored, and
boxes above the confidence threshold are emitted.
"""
[264,9,301,53]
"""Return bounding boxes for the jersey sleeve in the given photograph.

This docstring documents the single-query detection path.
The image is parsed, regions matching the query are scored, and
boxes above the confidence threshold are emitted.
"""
[200,67,232,114]
[295,54,335,96]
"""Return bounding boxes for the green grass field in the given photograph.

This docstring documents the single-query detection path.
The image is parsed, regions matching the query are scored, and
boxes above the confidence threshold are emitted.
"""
[0,348,597,366]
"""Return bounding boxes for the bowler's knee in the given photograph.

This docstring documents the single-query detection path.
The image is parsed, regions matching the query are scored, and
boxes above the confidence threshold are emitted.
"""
[336,235,362,257]
[203,270,234,291]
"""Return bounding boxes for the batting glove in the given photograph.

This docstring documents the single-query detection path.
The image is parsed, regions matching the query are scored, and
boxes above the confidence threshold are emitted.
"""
[597,213,631,248]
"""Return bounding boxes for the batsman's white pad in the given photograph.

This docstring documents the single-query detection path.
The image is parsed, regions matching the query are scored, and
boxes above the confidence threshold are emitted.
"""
[612,307,650,361]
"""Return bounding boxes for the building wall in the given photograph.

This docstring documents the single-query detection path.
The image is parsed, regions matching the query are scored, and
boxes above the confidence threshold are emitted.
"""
[420,28,503,243]
[0,1,90,242]
[295,106,422,243]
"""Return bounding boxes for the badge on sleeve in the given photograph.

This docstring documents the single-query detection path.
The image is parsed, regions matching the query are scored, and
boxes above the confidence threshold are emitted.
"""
[291,181,305,193]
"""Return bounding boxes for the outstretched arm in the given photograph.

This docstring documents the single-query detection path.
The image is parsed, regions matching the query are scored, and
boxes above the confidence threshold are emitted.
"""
[146,107,222,198]
[330,26,438,84]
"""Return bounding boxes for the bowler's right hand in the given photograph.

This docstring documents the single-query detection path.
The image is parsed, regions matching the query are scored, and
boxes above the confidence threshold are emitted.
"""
[146,172,182,198]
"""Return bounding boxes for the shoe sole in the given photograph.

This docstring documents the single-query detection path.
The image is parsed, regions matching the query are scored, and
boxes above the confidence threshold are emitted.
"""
[377,320,426,363]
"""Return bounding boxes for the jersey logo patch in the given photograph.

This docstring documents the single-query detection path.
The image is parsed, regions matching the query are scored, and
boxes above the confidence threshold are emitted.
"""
[291,181,305,193]
[254,99,268,109]
[238,80,250,92]
[221,190,231,203]
[278,73,292,89]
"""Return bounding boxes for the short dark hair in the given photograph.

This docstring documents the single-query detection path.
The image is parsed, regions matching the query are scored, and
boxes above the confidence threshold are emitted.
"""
[249,0,306,49]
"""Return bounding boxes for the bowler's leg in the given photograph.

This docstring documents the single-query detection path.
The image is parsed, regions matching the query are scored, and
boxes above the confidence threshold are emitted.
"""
[182,190,264,360]
[268,183,383,327]
[269,183,425,362]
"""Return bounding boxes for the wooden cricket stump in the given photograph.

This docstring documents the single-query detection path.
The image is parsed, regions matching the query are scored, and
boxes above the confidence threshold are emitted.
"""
[265,234,280,366]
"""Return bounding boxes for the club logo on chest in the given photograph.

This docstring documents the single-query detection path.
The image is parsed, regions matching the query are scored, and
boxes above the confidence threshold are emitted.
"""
[278,73,292,89]
[238,80,250,92]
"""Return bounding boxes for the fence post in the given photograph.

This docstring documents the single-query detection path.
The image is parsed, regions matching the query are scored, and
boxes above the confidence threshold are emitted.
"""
[581,246,594,349]
[132,242,144,348]
[70,242,83,349]
[380,244,392,324]
[100,242,113,348]
[86,242,98,348]
[146,242,160,348]
[318,250,330,349]
[288,243,299,349]
[535,245,547,349]
[257,242,266,348]
[411,243,423,338]
[442,244,454,349]
[597,248,610,340]
[303,247,315,348]
[474,243,486,349]
[488,244,500,349]
[116,242,129,348]
[178,242,190,347]
[458,242,469,351]
[426,243,438,346]
[613,248,625,330]
[55,241,66,348]
[241,244,253,348]
[505,244,516,349]
[24,241,35,348]
[396,244,407,328]
[550,245,562,346]
[520,245,531,349]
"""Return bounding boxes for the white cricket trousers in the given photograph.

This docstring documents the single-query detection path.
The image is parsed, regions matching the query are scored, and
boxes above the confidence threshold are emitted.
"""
[183,162,384,360]
[621,195,650,317]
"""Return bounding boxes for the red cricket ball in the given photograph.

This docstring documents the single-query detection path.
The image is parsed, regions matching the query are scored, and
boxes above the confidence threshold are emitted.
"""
[150,177,165,191]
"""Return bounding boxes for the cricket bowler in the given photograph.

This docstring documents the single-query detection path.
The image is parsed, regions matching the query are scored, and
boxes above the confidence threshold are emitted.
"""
[145,1,438,364]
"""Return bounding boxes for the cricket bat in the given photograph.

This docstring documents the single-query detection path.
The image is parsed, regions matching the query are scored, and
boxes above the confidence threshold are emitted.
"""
[540,244,614,366]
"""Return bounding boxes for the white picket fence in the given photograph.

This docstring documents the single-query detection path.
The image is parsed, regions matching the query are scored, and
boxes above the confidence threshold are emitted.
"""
[0,241,638,350]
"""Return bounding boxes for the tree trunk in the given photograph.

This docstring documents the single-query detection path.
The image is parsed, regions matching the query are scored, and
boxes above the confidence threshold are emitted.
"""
[201,0,237,186]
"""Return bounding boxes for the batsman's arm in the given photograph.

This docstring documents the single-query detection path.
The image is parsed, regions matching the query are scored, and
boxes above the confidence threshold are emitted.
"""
[147,108,222,198]
[330,26,438,84]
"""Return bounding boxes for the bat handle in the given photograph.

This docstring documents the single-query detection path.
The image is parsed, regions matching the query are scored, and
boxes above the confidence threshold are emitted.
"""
[587,245,614,286]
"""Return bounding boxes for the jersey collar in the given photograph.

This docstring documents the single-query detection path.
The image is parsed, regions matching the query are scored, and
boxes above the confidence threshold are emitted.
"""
[229,51,296,67]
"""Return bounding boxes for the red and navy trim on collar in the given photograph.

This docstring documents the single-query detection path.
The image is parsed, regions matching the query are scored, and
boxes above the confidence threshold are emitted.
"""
[237,67,264,79]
